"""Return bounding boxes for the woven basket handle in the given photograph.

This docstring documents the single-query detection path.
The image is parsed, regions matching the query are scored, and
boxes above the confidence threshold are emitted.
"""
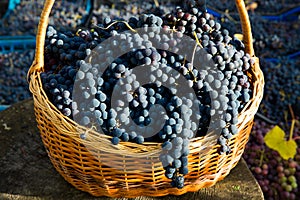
[27,0,55,79]
[27,0,254,79]
[235,0,254,56]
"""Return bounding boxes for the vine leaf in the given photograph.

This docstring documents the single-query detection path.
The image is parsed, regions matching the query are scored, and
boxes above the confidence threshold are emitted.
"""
[277,140,297,160]
[264,125,297,160]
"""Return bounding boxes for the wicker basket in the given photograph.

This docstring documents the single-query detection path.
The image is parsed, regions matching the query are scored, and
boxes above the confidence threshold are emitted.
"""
[27,0,264,198]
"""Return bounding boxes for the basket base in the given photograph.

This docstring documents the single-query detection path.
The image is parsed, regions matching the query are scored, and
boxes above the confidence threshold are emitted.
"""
[0,99,264,200]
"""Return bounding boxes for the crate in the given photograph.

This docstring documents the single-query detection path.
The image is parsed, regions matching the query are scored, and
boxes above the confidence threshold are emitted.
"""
[207,5,300,22]
[0,36,36,54]
[1,0,21,19]
[0,105,9,111]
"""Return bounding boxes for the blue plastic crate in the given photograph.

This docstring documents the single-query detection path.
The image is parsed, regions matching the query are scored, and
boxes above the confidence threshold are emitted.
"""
[2,0,21,19]
[0,35,35,111]
[0,105,10,112]
[261,6,300,21]
[265,51,300,63]
[207,6,300,22]
[3,0,92,20]
[0,36,36,54]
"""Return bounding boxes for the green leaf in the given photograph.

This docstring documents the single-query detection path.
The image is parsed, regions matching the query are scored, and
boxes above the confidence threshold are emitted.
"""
[264,125,285,151]
[277,140,297,160]
[264,125,297,160]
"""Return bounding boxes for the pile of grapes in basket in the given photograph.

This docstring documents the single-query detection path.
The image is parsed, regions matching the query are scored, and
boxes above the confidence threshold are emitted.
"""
[41,0,253,188]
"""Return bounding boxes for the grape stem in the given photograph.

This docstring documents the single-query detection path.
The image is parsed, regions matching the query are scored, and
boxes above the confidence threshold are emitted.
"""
[9,57,14,72]
[193,31,204,49]
[224,10,239,24]
[259,149,265,167]
[190,43,198,82]
[92,21,137,33]
[293,136,300,141]
[153,0,159,7]
[288,105,295,141]
[289,119,295,141]
[191,42,197,66]
[255,112,277,125]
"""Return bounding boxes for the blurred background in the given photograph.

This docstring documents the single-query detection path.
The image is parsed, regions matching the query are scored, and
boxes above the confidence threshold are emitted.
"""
[0,1,299,199]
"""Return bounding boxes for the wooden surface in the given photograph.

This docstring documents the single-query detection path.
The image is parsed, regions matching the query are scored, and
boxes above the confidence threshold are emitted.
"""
[0,99,264,200]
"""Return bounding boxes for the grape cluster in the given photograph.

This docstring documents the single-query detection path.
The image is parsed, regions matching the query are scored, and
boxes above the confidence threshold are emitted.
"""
[162,2,253,151]
[0,50,33,105]
[90,0,175,24]
[245,0,298,14]
[259,58,300,123]
[40,2,253,189]
[243,119,300,200]
[0,0,89,36]
[239,18,297,57]
[205,0,298,14]
[69,26,200,188]
[40,26,101,117]
[213,9,300,58]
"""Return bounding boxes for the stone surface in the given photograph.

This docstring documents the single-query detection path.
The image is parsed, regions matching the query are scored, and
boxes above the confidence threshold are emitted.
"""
[0,99,264,200]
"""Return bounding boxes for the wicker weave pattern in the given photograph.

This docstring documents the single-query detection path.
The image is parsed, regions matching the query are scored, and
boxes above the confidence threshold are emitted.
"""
[28,0,264,197]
